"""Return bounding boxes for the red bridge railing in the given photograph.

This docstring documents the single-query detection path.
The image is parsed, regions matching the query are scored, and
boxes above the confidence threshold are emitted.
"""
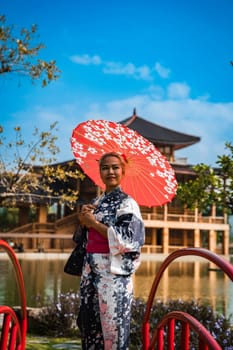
[0,239,27,350]
[1,242,232,349]
[142,247,233,350]
[149,311,222,350]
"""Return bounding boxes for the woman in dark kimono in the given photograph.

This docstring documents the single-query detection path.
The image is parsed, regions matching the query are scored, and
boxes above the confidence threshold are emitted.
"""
[78,152,145,350]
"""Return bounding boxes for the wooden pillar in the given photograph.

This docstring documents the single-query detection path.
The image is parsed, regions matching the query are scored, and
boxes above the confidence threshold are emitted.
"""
[224,212,228,224]
[164,204,168,221]
[151,228,156,245]
[209,230,216,252]
[57,203,62,219]
[194,228,200,247]
[211,204,216,216]
[18,207,30,226]
[162,227,169,254]
[34,204,48,251]
[223,229,229,255]
[152,206,157,221]
[38,204,47,223]
[183,230,188,247]
[194,207,198,222]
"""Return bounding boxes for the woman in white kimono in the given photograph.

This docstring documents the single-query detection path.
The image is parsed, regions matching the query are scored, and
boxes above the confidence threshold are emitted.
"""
[77,152,145,350]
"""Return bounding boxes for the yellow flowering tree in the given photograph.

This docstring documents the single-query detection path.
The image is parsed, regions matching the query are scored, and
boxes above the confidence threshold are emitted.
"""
[0,15,60,86]
[0,122,84,209]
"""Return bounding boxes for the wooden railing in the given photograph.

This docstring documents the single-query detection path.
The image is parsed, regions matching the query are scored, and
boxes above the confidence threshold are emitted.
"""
[4,210,227,237]
[142,212,226,224]
[9,222,56,234]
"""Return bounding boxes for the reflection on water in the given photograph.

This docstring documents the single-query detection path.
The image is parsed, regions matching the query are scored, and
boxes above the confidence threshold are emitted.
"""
[135,259,233,318]
[0,256,232,319]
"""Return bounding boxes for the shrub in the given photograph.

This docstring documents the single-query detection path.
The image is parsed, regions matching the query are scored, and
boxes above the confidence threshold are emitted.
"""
[130,298,233,349]
[28,293,233,349]
[28,291,81,337]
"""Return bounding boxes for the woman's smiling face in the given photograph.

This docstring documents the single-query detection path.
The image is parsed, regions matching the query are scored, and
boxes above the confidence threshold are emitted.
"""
[99,155,124,193]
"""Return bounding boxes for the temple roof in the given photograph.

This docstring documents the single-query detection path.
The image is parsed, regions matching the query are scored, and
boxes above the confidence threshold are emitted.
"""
[119,109,201,150]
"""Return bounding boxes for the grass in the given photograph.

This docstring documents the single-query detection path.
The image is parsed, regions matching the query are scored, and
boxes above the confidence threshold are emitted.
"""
[26,336,82,350]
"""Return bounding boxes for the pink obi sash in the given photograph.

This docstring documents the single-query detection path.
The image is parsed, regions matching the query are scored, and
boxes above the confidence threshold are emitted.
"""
[86,228,110,253]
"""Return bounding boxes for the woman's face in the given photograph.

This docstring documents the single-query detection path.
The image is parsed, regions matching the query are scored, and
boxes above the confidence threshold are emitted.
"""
[100,155,124,192]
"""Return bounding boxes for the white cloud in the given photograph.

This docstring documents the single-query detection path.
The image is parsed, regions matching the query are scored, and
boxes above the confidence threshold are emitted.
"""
[73,96,233,166]
[69,54,102,65]
[6,94,233,166]
[167,82,191,99]
[103,62,153,80]
[103,62,136,75]
[136,65,153,80]
[4,51,232,167]
[154,62,171,78]
[146,85,165,100]
[70,54,165,81]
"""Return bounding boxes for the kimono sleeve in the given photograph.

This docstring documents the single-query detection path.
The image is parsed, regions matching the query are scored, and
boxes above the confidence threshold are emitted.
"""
[107,197,145,256]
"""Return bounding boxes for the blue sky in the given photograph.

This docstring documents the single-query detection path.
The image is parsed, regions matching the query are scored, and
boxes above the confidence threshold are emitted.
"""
[1,0,233,166]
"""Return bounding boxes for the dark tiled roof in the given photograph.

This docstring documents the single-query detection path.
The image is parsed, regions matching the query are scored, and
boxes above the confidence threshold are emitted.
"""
[119,111,201,150]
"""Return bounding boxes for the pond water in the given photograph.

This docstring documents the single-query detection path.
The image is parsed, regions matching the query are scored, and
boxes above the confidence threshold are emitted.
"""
[0,253,233,319]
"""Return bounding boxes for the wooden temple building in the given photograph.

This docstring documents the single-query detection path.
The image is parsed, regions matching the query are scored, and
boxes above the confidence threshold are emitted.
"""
[1,110,230,255]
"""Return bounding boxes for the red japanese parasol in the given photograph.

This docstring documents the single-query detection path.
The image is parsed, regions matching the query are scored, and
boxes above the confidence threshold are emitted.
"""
[71,119,177,207]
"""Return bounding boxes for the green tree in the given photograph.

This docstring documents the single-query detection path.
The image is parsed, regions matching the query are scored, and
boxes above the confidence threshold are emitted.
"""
[216,142,233,212]
[0,123,84,208]
[0,15,60,86]
[177,142,233,215]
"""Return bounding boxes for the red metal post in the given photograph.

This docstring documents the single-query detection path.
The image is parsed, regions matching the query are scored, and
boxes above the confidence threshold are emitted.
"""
[0,313,11,349]
[199,341,209,350]
[181,321,189,349]
[9,324,18,350]
[168,318,175,350]
[0,240,27,350]
[142,322,150,350]
[156,327,164,350]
